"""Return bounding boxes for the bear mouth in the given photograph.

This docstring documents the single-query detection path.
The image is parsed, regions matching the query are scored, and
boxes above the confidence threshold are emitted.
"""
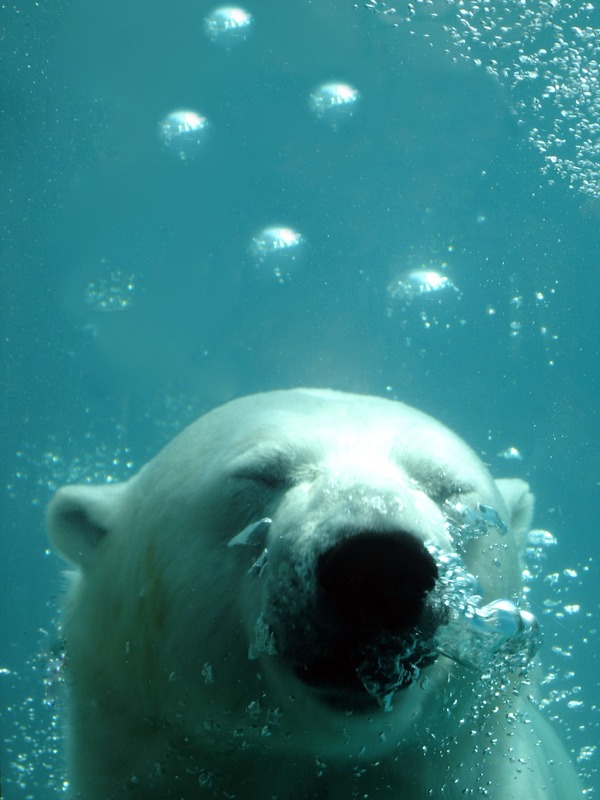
[293,637,439,712]
[296,660,381,712]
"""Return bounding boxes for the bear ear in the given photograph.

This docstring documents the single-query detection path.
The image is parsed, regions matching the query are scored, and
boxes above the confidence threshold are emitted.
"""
[494,478,535,545]
[46,483,126,567]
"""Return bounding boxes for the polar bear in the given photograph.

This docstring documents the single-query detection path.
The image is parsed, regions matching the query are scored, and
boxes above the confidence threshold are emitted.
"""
[47,389,582,799]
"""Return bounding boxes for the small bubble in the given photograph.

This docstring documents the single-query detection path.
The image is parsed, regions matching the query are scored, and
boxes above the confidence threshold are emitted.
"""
[497,446,523,461]
[159,110,209,162]
[309,82,360,127]
[563,568,578,578]
[577,745,596,763]
[509,320,522,336]
[544,572,560,586]
[527,529,558,548]
[198,770,213,788]
[204,6,253,47]
[202,663,214,684]
[246,700,261,718]
[510,295,523,309]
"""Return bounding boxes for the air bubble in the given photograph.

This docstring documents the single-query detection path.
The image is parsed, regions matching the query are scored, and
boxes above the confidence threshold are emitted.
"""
[497,446,523,461]
[249,226,305,283]
[204,6,253,47]
[577,745,597,763]
[202,663,215,684]
[387,269,459,305]
[198,770,214,788]
[527,529,557,548]
[248,614,277,660]
[159,110,210,162]
[309,82,360,127]
[443,500,507,544]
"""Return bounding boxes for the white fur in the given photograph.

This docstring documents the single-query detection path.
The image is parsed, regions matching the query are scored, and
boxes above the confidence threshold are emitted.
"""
[47,389,583,799]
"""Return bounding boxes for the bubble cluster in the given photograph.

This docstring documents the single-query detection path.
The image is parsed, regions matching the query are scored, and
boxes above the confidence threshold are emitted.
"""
[366,0,600,196]
[3,634,65,796]
[444,1,600,195]
[443,499,507,545]
[84,263,140,312]
[428,502,541,678]
[365,0,456,23]
[520,531,596,781]
[248,614,277,660]
[8,438,135,506]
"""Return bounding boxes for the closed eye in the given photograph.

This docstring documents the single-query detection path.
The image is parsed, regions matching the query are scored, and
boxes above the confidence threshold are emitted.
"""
[429,484,471,505]
[233,467,290,489]
[416,474,472,505]
[230,448,297,490]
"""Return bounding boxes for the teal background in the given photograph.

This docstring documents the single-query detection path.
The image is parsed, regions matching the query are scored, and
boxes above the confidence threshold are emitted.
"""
[1,1,598,795]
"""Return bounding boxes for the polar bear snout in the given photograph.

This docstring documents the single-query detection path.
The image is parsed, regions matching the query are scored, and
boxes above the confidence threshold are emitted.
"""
[269,528,446,710]
[317,531,438,634]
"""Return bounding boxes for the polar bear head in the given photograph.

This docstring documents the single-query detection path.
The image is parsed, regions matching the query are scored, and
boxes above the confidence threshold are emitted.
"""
[48,389,534,763]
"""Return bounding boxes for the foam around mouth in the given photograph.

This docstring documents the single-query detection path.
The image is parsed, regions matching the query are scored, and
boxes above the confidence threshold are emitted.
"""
[293,639,438,713]
[355,637,438,711]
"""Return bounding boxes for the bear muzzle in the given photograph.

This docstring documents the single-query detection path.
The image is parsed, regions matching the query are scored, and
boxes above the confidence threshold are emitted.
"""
[273,529,447,712]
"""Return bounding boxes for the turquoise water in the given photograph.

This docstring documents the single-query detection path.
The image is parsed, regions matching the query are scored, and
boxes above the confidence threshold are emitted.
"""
[1,0,598,796]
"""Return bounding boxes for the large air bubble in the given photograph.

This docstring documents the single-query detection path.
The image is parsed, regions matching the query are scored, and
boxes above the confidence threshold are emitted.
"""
[249,226,305,283]
[159,110,210,162]
[309,82,361,128]
[204,6,253,48]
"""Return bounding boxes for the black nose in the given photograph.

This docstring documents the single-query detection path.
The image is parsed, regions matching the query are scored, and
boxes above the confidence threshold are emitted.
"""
[317,531,438,633]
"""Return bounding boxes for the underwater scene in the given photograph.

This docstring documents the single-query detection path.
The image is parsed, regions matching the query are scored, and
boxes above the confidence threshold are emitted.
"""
[1,0,599,797]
